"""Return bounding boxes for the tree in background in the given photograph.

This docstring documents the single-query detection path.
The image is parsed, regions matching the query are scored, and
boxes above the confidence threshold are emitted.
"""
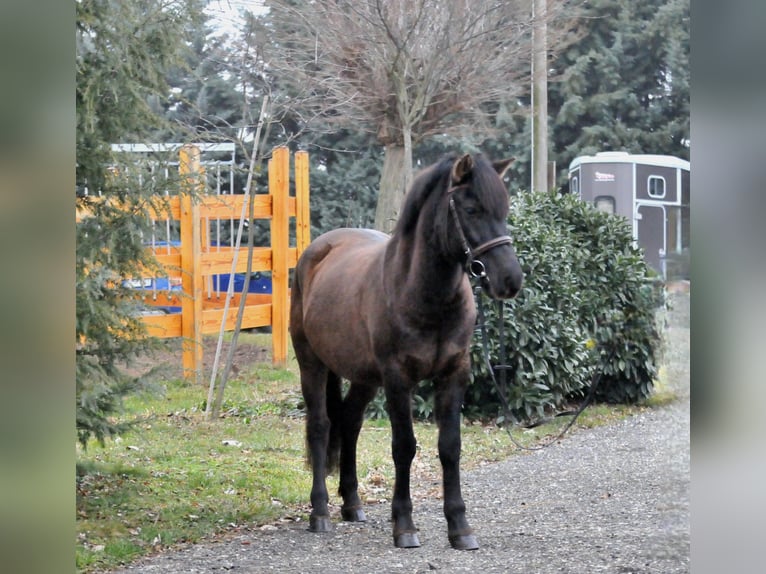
[76,0,204,446]
[158,7,277,148]
[154,7,380,238]
[260,0,578,232]
[548,0,690,190]
[415,103,531,196]
[301,129,383,234]
[159,26,245,140]
[420,0,690,195]
[149,0,689,232]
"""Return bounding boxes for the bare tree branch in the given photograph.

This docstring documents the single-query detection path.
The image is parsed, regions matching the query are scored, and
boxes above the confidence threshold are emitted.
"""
[265,0,576,144]
[260,0,580,229]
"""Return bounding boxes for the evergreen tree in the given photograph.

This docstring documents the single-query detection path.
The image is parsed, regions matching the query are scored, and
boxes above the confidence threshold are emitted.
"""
[76,0,204,447]
[158,8,269,146]
[161,31,243,140]
[548,0,690,190]
[305,129,382,235]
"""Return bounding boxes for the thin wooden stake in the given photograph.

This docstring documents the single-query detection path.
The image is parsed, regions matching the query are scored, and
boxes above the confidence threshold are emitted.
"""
[206,96,269,420]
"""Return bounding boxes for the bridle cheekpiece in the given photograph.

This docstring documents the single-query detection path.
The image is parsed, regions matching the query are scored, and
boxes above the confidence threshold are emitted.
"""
[447,184,513,278]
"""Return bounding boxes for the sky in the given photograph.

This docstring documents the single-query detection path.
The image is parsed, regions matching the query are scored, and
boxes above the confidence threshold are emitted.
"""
[204,0,267,39]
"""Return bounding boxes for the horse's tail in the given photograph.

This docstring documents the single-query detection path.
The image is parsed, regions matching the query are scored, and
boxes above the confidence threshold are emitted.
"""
[324,371,343,475]
[293,245,343,476]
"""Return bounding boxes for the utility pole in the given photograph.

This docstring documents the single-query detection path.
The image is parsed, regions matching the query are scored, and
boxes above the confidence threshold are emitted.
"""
[531,0,548,192]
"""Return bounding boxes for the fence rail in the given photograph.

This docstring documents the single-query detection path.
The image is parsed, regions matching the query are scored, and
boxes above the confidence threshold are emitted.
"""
[79,144,310,382]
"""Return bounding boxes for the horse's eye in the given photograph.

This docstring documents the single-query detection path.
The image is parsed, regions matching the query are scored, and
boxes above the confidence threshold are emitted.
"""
[464,206,478,216]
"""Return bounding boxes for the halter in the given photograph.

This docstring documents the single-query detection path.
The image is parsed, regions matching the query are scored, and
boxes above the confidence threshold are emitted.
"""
[447,184,513,278]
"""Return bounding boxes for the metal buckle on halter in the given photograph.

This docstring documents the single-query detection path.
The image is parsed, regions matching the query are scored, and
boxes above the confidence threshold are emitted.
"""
[468,259,487,278]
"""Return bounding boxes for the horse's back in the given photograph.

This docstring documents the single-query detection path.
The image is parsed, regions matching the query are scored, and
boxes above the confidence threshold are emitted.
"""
[291,228,389,380]
[295,228,387,289]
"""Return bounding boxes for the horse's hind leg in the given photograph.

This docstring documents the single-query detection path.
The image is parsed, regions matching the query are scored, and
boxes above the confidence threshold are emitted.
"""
[338,383,377,522]
[434,372,478,550]
[298,357,334,533]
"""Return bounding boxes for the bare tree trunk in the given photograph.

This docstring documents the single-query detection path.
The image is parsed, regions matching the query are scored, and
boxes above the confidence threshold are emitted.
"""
[374,142,409,233]
[402,125,413,195]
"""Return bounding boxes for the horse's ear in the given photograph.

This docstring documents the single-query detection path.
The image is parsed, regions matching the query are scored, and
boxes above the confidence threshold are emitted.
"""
[451,154,474,183]
[493,157,515,179]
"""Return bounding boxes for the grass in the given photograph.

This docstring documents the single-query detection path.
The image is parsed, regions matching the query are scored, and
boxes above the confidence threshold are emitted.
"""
[76,336,311,572]
[76,331,682,573]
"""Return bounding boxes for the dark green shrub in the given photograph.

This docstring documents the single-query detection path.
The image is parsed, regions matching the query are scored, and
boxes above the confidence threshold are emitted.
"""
[552,194,665,404]
[465,192,592,422]
[463,191,664,422]
[364,379,435,421]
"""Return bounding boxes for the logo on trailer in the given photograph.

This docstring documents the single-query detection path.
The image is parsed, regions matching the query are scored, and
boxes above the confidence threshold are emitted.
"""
[594,171,615,182]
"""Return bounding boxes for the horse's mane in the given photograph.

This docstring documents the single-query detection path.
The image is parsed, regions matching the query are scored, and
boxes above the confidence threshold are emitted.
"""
[393,154,457,237]
[470,155,509,215]
[393,153,506,238]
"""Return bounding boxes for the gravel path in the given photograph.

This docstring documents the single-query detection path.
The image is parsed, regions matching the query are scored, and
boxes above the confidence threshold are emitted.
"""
[113,292,689,574]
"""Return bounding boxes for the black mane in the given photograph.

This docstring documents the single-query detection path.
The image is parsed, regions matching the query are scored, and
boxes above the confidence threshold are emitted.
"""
[393,154,457,238]
[469,154,510,216]
[393,153,508,240]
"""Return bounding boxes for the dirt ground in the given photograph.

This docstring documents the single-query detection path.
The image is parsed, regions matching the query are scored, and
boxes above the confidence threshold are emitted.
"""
[125,334,271,382]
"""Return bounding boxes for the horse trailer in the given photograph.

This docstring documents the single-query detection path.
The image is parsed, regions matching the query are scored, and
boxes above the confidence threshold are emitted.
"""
[568,151,690,278]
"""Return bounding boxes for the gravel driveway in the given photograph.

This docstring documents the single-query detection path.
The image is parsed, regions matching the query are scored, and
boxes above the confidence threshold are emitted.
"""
[112,291,690,574]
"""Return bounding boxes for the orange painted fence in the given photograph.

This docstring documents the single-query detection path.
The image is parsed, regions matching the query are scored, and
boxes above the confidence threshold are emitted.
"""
[126,145,309,380]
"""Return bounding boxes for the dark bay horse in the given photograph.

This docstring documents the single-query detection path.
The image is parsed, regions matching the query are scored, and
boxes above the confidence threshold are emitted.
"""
[289,153,523,550]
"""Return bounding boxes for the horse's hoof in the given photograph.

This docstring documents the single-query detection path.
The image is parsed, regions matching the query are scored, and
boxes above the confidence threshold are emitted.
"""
[449,533,479,551]
[341,506,367,522]
[309,515,333,532]
[394,531,421,548]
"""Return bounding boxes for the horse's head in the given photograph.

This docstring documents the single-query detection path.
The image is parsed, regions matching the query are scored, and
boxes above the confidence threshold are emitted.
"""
[446,153,524,300]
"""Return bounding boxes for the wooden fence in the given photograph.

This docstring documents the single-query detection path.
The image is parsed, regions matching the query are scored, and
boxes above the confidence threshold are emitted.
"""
[88,145,310,381]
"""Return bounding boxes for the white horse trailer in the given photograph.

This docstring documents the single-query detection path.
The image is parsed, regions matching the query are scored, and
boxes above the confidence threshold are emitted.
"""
[568,151,690,278]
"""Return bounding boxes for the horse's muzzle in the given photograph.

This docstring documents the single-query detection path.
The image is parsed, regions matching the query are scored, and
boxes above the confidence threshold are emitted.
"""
[481,259,523,300]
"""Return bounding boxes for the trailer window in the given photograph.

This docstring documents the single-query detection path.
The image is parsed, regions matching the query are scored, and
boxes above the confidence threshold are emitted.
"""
[648,176,666,199]
[570,175,579,195]
[594,195,615,215]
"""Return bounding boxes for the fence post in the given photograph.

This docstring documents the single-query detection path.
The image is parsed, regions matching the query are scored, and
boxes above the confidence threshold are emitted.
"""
[295,150,311,258]
[179,145,203,382]
[270,147,290,365]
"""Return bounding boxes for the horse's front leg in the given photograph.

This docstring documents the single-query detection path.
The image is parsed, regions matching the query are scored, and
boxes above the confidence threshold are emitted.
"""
[384,375,420,548]
[434,370,479,550]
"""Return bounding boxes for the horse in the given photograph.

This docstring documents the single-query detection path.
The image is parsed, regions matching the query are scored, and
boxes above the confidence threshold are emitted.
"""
[289,152,523,550]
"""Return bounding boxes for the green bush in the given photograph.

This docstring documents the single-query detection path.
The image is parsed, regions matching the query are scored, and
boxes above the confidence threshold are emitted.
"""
[462,191,664,423]
[560,195,665,404]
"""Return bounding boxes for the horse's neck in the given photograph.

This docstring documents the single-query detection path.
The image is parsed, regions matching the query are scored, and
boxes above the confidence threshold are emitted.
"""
[384,233,466,314]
